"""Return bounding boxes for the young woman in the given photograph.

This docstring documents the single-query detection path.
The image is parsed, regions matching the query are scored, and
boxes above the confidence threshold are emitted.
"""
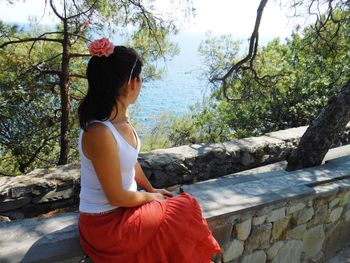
[77,38,221,263]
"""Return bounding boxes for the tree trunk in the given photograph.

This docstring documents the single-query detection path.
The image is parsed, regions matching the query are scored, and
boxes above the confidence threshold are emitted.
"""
[286,80,350,171]
[57,18,70,165]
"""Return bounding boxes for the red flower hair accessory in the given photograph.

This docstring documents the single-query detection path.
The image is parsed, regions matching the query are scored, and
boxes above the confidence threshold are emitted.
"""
[89,38,114,57]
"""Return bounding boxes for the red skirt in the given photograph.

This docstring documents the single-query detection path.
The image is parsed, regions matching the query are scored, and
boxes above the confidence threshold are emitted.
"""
[78,193,222,263]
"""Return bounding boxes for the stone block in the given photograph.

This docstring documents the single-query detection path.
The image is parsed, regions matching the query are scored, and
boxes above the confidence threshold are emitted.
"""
[211,223,234,250]
[9,184,34,198]
[314,205,328,225]
[151,169,181,188]
[314,198,327,209]
[327,207,343,224]
[287,202,305,214]
[267,208,285,222]
[32,188,75,203]
[329,198,340,209]
[241,250,266,263]
[241,152,255,166]
[340,191,350,206]
[303,225,325,258]
[324,220,350,258]
[272,240,303,263]
[235,218,252,241]
[296,207,314,225]
[272,216,290,240]
[1,210,25,220]
[345,209,350,222]
[245,223,272,253]
[0,197,31,212]
[252,215,267,226]
[267,241,283,260]
[288,224,306,240]
[222,239,244,262]
[0,215,11,222]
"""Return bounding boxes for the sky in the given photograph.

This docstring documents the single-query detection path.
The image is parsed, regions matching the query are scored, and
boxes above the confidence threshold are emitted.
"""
[0,0,300,39]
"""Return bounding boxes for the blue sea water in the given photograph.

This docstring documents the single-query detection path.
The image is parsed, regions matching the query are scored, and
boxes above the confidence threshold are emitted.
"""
[130,32,274,130]
[129,33,210,129]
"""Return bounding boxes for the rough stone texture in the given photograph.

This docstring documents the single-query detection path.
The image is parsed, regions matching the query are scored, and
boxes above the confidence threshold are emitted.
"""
[272,216,290,240]
[1,156,350,262]
[328,207,344,223]
[303,225,326,258]
[288,224,306,240]
[329,198,340,209]
[0,164,80,219]
[340,191,350,206]
[287,202,306,214]
[345,209,350,222]
[235,218,252,241]
[327,243,350,263]
[210,223,234,251]
[267,208,285,223]
[222,239,244,262]
[241,250,266,263]
[0,215,11,223]
[296,207,314,225]
[314,205,328,225]
[2,126,350,219]
[267,241,284,260]
[245,223,272,253]
[324,220,350,258]
[272,240,303,263]
[252,215,267,226]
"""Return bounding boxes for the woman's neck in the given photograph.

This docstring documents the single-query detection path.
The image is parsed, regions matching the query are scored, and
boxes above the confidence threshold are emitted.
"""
[109,100,129,124]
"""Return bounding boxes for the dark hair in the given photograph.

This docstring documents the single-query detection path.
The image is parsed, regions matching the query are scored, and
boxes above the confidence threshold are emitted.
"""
[78,46,143,130]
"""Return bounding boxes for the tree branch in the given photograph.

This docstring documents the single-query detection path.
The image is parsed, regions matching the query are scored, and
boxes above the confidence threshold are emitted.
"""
[0,37,63,49]
[49,0,64,20]
[210,0,268,83]
[129,0,166,55]
[69,53,90,58]
[69,73,86,79]
[66,0,98,20]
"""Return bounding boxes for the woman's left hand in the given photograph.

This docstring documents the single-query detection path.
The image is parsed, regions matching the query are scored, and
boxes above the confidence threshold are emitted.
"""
[151,188,174,198]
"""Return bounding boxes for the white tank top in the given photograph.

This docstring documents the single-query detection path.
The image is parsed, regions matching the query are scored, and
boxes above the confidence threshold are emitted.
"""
[78,120,140,213]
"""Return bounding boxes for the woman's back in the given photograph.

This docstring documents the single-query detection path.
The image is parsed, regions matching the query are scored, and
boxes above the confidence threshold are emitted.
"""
[78,120,139,213]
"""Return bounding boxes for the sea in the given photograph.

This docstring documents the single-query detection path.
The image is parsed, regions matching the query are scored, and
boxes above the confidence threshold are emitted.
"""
[129,33,211,130]
[130,32,274,131]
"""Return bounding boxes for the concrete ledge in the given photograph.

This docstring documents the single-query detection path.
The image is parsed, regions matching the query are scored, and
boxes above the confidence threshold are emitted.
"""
[0,212,81,263]
[1,147,350,262]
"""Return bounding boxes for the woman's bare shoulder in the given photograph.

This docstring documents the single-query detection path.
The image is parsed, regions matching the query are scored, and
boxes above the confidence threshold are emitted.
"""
[83,122,118,158]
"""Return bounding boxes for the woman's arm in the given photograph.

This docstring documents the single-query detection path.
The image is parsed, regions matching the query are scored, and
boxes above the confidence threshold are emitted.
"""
[134,162,154,192]
[82,123,164,207]
[135,161,173,198]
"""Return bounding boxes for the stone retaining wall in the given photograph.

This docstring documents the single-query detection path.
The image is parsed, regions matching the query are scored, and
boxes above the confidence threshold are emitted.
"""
[140,124,350,187]
[1,124,350,220]
[208,181,350,263]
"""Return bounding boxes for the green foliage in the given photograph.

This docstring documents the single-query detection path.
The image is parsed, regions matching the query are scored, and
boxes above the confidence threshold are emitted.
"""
[192,8,350,141]
[135,7,350,151]
[0,35,62,174]
[138,112,200,152]
[0,0,193,175]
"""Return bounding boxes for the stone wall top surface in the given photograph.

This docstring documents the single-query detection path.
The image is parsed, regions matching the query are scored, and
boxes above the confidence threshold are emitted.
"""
[183,150,350,219]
